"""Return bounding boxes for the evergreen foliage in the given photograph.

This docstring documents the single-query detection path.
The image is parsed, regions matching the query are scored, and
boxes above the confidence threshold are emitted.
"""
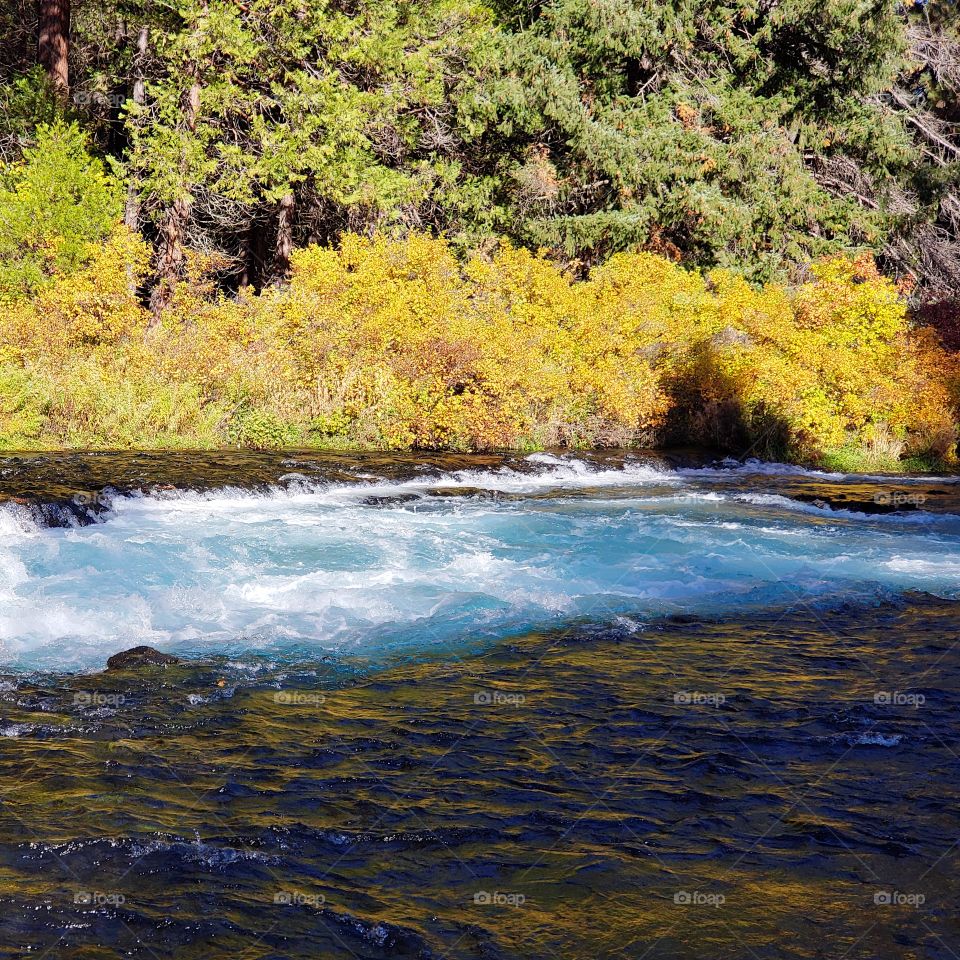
[0,0,955,293]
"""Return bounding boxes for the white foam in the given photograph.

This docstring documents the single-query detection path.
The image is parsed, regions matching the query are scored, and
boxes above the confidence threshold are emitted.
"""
[2,455,960,670]
[849,732,903,747]
[679,457,960,484]
[737,492,957,525]
[885,556,960,576]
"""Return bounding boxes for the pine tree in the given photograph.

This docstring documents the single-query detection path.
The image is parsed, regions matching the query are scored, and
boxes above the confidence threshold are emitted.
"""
[464,0,914,278]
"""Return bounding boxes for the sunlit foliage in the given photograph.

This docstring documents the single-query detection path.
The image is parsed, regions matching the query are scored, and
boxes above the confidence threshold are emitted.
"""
[0,122,122,299]
[0,230,954,467]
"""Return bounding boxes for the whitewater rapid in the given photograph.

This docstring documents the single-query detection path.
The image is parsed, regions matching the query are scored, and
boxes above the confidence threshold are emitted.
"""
[2,454,959,670]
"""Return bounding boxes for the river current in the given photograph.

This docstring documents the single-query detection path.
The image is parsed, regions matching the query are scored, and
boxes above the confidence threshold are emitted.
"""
[0,451,958,958]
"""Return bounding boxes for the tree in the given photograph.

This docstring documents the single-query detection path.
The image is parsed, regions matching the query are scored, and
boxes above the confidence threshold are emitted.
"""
[460,0,914,279]
[871,0,960,301]
[1,0,958,301]
[119,0,496,295]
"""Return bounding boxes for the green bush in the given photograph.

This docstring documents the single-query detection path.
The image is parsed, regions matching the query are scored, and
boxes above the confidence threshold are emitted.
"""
[0,121,123,299]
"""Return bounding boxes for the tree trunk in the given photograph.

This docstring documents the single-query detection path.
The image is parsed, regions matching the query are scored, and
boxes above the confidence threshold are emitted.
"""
[240,219,270,291]
[274,192,296,279]
[38,0,70,96]
[123,25,149,233]
[149,80,200,321]
[150,196,190,318]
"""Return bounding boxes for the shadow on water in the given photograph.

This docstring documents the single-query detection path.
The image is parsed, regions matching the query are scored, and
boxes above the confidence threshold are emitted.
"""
[1,598,959,958]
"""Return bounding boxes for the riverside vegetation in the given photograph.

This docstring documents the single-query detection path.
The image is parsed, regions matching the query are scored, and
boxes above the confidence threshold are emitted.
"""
[0,125,957,468]
[2,0,960,468]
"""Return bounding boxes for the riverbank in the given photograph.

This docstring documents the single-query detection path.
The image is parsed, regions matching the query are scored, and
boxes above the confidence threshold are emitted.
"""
[1,233,957,472]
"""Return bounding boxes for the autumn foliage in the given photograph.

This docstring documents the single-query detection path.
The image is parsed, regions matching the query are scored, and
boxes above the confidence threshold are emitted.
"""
[0,227,956,469]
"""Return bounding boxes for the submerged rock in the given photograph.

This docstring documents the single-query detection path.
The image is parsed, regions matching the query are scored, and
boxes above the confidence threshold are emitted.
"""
[106,646,181,671]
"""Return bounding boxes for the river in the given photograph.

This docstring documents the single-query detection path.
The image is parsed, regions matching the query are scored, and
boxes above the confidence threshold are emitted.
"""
[0,451,958,957]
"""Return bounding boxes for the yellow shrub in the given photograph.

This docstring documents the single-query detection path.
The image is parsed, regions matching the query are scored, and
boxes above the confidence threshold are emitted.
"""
[674,254,957,462]
[0,228,150,362]
[0,229,955,465]
[267,235,669,450]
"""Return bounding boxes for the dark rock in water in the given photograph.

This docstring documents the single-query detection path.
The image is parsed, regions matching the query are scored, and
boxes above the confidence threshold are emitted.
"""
[106,646,181,671]
[430,486,510,501]
[360,493,422,507]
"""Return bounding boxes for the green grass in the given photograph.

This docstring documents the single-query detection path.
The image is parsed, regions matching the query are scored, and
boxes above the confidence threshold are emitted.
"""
[818,446,954,475]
